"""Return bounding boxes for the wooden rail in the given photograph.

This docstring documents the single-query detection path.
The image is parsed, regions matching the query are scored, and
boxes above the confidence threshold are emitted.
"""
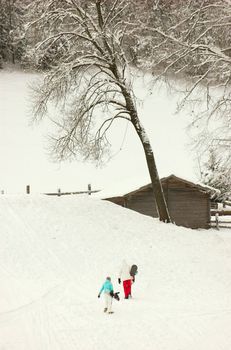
[211,212,231,230]
[211,210,231,216]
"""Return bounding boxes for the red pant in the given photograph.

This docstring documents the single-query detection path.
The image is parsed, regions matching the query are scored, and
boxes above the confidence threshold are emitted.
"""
[123,279,132,298]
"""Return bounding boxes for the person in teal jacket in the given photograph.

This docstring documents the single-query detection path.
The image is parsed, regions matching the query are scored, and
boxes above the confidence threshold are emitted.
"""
[98,276,114,314]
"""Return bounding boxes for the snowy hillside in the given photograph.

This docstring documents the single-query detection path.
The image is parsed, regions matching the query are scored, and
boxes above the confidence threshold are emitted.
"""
[0,195,231,349]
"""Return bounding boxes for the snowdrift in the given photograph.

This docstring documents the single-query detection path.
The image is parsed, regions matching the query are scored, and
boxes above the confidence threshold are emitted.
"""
[0,195,231,349]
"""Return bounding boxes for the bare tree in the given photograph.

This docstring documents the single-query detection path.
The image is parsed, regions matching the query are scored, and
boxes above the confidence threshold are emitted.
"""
[27,0,171,222]
[136,0,231,163]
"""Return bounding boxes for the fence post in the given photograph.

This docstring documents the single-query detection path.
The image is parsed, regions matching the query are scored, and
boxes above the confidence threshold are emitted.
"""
[88,184,91,195]
[58,188,61,197]
[215,213,219,230]
[26,185,30,194]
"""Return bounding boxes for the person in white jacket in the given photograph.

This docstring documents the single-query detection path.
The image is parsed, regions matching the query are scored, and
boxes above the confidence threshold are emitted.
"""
[118,260,133,299]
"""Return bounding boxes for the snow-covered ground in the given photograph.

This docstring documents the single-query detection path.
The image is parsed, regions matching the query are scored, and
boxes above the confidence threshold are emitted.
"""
[0,195,231,349]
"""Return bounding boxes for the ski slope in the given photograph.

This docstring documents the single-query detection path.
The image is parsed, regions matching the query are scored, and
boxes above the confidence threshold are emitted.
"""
[0,195,231,349]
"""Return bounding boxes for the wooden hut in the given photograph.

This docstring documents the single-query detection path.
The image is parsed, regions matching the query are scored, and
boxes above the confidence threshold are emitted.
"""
[106,175,214,229]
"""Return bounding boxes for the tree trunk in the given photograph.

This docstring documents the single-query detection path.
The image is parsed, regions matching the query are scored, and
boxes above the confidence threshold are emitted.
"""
[133,119,171,223]
[120,85,171,222]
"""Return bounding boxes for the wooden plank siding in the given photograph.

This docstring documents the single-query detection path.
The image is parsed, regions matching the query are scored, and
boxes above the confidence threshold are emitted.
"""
[126,189,158,217]
[125,187,210,228]
[167,189,210,228]
[106,175,212,229]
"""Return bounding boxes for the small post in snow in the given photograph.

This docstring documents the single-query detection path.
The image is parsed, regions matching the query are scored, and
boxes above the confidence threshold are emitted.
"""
[88,184,91,195]
[26,185,30,194]
[58,188,61,197]
[215,212,219,230]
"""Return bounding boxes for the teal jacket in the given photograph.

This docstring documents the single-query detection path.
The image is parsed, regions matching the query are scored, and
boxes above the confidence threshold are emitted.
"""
[99,280,114,295]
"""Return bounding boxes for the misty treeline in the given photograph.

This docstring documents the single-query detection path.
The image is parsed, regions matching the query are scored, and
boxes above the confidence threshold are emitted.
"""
[1,0,230,201]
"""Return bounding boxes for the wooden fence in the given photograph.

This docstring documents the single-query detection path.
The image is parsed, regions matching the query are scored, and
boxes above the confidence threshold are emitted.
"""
[45,184,100,196]
[210,210,231,229]
[0,184,100,196]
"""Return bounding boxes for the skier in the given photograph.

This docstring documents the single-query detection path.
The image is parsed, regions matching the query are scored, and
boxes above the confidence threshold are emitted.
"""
[118,260,133,299]
[98,276,114,314]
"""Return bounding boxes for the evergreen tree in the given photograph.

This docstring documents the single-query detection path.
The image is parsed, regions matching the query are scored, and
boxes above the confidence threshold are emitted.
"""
[0,0,27,64]
[202,148,231,202]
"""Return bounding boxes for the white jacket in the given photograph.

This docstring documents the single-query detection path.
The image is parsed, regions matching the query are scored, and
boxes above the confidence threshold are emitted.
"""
[119,260,131,281]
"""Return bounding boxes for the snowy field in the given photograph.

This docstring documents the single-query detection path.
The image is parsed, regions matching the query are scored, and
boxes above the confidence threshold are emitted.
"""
[0,195,231,349]
[0,68,196,195]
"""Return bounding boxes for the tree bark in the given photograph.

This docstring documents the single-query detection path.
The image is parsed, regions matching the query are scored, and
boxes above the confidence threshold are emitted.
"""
[133,118,171,223]
[120,84,171,222]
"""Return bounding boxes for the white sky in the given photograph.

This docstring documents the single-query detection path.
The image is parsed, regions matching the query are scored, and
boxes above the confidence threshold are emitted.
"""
[0,67,198,194]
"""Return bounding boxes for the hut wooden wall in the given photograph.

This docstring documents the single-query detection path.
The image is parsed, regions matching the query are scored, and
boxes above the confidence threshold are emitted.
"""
[105,196,125,206]
[125,188,158,217]
[124,180,210,229]
[167,189,210,228]
[164,178,210,228]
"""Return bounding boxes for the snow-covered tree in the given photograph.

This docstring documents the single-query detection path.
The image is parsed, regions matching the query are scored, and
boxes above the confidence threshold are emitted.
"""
[136,0,231,166]
[27,0,171,222]
[201,146,231,201]
[0,0,27,64]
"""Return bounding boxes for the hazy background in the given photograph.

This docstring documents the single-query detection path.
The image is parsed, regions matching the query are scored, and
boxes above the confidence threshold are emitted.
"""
[0,67,197,195]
